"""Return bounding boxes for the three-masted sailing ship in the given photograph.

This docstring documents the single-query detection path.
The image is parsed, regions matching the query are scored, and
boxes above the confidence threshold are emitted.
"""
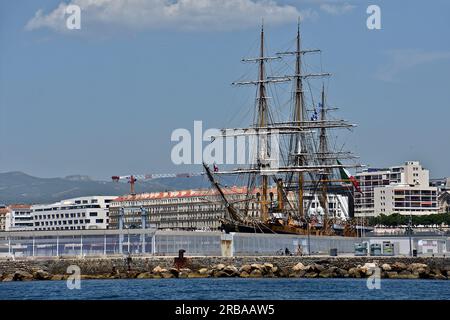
[203,23,362,237]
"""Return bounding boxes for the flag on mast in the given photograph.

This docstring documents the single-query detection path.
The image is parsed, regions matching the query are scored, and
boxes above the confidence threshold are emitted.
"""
[337,160,362,193]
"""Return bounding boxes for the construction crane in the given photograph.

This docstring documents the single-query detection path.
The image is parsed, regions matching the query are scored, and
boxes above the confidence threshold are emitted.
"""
[111,172,204,195]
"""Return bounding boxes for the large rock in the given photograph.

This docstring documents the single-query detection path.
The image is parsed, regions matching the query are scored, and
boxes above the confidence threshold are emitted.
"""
[335,268,349,278]
[289,270,307,278]
[319,268,337,278]
[408,263,428,272]
[361,263,378,276]
[198,268,209,275]
[249,269,263,278]
[168,268,180,277]
[304,272,318,278]
[214,271,231,278]
[391,262,407,271]
[223,265,239,276]
[433,274,447,280]
[187,273,208,278]
[239,271,250,278]
[430,269,447,280]
[136,272,153,279]
[292,263,307,272]
[381,264,392,271]
[2,274,14,282]
[50,274,66,281]
[408,263,430,277]
[348,267,362,278]
[273,266,286,277]
[214,264,226,271]
[311,264,326,273]
[14,270,34,281]
[33,270,51,281]
[161,272,175,279]
[263,263,274,272]
[239,265,252,273]
[250,264,264,271]
[152,266,165,273]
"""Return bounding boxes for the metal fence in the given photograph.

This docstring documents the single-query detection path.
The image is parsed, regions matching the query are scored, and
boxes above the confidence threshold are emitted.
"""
[1,230,447,258]
[232,233,357,256]
[0,230,223,258]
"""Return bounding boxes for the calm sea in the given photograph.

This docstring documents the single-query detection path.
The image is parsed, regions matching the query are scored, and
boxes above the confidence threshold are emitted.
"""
[0,278,448,300]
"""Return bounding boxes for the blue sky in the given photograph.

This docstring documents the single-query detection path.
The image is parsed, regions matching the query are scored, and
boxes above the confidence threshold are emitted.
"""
[0,0,449,180]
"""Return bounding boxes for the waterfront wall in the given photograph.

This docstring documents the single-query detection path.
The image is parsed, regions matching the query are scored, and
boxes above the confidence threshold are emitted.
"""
[0,256,449,281]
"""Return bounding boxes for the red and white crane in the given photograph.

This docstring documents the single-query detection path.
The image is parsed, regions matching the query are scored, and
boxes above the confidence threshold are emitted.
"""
[111,172,204,195]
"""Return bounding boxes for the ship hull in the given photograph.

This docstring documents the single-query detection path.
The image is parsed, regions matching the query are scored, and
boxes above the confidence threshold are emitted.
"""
[221,221,355,236]
[221,221,309,235]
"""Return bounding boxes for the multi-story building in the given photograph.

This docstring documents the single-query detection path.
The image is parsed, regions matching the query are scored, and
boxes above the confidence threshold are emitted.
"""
[430,177,450,192]
[32,196,116,231]
[109,187,256,230]
[354,161,438,217]
[109,186,350,230]
[3,204,33,231]
[0,206,7,231]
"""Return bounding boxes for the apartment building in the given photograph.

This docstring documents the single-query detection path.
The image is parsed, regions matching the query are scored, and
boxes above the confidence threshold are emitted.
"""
[32,196,116,231]
[354,161,438,217]
[4,204,33,231]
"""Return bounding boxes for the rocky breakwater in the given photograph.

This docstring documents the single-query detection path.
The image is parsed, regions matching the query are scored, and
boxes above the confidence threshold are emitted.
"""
[0,257,449,281]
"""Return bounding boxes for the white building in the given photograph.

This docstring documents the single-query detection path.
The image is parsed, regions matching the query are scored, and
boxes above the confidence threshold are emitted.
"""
[32,196,116,231]
[4,205,33,231]
[354,161,438,217]
[300,193,349,220]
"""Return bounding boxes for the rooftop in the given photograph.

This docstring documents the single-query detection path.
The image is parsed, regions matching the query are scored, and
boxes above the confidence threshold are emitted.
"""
[113,186,274,202]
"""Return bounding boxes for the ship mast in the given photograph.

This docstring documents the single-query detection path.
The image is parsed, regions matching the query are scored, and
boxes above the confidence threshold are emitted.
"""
[318,84,329,219]
[257,24,269,222]
[207,22,364,233]
[294,22,305,218]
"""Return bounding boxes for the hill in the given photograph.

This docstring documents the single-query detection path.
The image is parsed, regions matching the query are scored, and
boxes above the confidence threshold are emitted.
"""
[0,171,213,205]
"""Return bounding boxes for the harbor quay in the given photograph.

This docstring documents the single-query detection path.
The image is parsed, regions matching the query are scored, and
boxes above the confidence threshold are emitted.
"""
[0,255,449,282]
[0,229,449,281]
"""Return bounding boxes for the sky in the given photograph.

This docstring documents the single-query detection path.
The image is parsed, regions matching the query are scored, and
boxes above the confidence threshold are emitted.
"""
[0,0,449,180]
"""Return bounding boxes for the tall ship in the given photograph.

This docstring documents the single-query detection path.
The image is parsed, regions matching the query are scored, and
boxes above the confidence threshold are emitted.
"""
[203,23,363,237]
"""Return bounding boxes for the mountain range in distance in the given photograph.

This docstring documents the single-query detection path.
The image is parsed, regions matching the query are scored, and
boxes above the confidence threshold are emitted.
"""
[0,171,220,205]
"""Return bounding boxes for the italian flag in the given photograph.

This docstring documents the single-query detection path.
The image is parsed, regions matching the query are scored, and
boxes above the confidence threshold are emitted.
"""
[337,160,362,193]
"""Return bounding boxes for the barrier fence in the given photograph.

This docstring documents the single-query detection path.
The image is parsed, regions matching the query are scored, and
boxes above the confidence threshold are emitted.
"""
[0,230,358,257]
[0,230,448,257]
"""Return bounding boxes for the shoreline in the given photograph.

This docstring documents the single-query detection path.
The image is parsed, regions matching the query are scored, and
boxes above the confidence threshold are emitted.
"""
[1,256,449,281]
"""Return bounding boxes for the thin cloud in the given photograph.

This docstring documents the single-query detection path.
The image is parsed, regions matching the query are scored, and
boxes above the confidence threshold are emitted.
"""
[319,2,355,15]
[25,0,316,33]
[375,49,450,82]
